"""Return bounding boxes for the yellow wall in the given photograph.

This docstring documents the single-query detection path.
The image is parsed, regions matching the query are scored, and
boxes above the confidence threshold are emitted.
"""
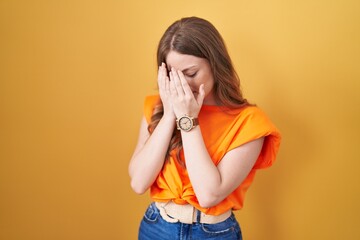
[1,0,359,239]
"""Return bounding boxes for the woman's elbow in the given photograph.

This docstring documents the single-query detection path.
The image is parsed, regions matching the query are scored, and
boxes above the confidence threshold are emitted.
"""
[130,179,148,195]
[197,193,222,209]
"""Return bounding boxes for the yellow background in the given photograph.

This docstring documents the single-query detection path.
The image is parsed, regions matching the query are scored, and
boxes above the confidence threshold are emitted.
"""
[1,0,359,239]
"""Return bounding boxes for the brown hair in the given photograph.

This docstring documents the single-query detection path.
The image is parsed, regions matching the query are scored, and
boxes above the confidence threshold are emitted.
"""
[148,16,249,165]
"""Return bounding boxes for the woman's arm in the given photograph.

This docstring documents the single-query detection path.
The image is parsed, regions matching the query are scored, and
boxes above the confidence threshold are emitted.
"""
[128,115,175,194]
[129,63,175,194]
[168,68,264,208]
[181,128,264,208]
[129,63,176,194]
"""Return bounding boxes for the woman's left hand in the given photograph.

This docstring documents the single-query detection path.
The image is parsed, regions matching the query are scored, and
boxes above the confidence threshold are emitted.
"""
[169,68,205,118]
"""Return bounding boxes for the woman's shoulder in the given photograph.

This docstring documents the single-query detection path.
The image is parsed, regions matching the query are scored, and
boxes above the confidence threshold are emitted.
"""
[239,104,261,112]
[216,104,266,118]
[237,105,275,126]
[143,94,161,109]
[236,105,280,140]
[200,104,266,121]
[143,94,160,123]
[239,105,267,117]
[144,94,160,104]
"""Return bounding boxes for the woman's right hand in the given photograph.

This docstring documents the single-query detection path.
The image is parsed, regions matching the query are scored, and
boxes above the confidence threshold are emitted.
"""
[158,62,175,119]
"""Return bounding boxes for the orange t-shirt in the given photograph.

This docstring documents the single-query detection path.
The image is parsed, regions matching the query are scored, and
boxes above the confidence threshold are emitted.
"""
[143,95,281,216]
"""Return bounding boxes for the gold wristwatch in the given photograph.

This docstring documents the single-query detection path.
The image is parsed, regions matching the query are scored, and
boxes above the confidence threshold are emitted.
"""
[176,115,199,132]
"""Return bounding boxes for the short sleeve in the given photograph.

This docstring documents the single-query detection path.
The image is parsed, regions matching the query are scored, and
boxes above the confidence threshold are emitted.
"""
[143,95,161,123]
[227,107,281,169]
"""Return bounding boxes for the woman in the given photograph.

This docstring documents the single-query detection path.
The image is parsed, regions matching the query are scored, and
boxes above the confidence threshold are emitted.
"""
[129,16,281,240]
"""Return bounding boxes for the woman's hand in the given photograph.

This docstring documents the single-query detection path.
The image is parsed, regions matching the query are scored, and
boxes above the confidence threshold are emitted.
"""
[158,63,175,119]
[169,68,205,118]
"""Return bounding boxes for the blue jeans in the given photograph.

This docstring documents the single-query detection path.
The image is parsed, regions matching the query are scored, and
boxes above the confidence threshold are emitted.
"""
[138,203,242,240]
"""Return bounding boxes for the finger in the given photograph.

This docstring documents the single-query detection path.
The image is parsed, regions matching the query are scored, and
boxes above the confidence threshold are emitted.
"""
[157,66,163,90]
[158,63,168,92]
[158,64,163,81]
[177,70,194,97]
[165,76,170,96]
[169,71,178,97]
[171,68,185,97]
[162,63,168,79]
[161,62,167,77]
[197,84,205,106]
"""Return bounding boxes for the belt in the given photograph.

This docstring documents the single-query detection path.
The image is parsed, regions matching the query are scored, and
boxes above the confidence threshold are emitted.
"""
[155,201,232,224]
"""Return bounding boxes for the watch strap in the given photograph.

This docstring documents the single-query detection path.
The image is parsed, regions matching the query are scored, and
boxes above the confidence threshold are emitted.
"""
[193,117,199,126]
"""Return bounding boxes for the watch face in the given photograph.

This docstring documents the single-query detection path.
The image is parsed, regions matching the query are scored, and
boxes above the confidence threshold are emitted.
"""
[179,116,193,131]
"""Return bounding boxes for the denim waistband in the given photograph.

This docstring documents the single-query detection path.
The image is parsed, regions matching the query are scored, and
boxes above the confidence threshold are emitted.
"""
[155,201,232,224]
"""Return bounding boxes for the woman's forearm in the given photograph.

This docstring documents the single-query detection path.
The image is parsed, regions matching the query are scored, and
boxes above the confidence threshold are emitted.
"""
[180,127,223,207]
[182,127,264,208]
[129,116,175,194]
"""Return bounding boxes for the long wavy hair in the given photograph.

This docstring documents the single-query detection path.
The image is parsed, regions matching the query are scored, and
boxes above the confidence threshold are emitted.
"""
[148,16,249,165]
